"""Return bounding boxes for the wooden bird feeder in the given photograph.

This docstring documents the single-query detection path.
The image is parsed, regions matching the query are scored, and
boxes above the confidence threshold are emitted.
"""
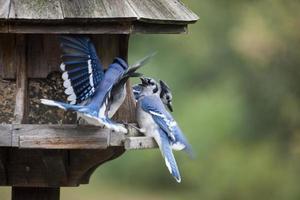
[0,0,198,199]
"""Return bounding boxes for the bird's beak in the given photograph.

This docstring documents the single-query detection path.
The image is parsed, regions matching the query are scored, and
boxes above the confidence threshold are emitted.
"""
[140,77,148,86]
[167,102,173,112]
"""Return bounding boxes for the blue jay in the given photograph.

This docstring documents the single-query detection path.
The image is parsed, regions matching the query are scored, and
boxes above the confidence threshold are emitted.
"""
[41,36,151,133]
[133,78,173,112]
[136,77,193,182]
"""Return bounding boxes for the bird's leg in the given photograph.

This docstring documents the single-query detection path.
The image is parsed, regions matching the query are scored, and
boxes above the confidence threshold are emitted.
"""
[76,116,82,125]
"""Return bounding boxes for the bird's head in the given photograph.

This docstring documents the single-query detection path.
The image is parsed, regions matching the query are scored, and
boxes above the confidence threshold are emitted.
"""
[139,77,160,96]
[159,80,173,112]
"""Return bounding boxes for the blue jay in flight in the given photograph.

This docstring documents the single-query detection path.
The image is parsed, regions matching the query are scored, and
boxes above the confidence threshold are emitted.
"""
[133,79,173,112]
[136,77,193,182]
[41,36,152,133]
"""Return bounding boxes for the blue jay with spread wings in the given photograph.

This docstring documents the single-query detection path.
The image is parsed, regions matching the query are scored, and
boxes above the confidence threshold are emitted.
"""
[136,77,193,182]
[133,79,173,112]
[41,35,152,133]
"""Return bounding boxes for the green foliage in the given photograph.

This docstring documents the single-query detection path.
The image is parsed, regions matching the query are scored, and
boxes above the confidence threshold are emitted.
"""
[90,1,300,199]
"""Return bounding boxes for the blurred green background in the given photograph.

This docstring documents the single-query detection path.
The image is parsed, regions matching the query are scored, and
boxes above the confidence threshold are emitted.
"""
[2,0,300,199]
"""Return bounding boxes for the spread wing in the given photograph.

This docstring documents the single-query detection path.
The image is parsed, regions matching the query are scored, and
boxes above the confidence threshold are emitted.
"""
[59,35,104,104]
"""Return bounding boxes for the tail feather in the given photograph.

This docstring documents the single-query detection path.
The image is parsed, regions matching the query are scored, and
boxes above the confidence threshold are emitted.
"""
[173,127,195,159]
[160,132,181,183]
[130,52,156,69]
[40,99,83,111]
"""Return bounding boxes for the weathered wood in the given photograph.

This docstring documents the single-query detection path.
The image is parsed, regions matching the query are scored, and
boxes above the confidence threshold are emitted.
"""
[0,0,10,19]
[27,35,61,78]
[0,0,198,34]
[1,34,142,79]
[127,0,198,23]
[13,124,110,149]
[0,124,12,147]
[60,0,136,19]
[13,35,28,124]
[9,0,63,19]
[0,124,153,149]
[0,34,18,79]
[12,187,60,200]
[7,21,132,34]
[6,0,198,23]
[124,136,158,150]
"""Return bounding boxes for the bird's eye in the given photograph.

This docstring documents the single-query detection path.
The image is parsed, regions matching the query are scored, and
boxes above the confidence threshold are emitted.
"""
[166,96,170,100]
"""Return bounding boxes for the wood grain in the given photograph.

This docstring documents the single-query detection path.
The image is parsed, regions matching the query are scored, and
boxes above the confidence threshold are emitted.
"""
[60,0,136,19]
[0,125,12,147]
[0,34,18,79]
[13,35,28,124]
[0,0,198,34]
[9,0,63,19]
[127,0,198,23]
[0,0,10,19]
[13,124,110,149]
[0,124,155,150]
[6,21,132,34]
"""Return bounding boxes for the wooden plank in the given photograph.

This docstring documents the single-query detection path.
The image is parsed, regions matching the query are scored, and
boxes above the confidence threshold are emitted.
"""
[13,35,28,124]
[0,124,12,147]
[9,0,63,19]
[27,34,61,78]
[12,187,60,200]
[0,34,17,79]
[0,124,153,149]
[0,0,10,19]
[127,0,198,24]
[60,0,136,19]
[124,136,158,150]
[5,21,131,36]
[12,125,110,149]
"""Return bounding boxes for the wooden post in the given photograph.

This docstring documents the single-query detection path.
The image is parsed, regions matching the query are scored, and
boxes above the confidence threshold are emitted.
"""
[13,35,28,124]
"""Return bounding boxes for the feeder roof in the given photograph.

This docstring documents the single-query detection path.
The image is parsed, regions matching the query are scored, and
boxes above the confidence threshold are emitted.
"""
[0,0,199,34]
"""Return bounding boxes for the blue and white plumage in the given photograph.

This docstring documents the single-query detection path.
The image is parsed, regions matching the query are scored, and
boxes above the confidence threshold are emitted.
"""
[41,57,129,133]
[133,78,173,112]
[59,35,104,105]
[136,77,193,182]
[41,36,154,133]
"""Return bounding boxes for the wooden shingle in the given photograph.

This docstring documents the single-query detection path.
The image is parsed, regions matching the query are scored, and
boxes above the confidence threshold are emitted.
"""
[0,0,198,34]
[9,0,64,19]
[0,0,10,19]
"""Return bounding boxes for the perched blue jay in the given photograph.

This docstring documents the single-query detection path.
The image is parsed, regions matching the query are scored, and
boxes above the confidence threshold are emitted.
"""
[136,77,193,182]
[41,36,150,133]
[133,78,173,112]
